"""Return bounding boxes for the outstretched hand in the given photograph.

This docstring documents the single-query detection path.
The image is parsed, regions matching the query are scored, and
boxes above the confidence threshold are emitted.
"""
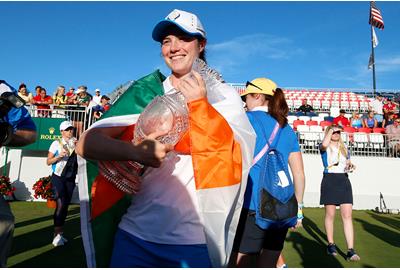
[133,130,173,168]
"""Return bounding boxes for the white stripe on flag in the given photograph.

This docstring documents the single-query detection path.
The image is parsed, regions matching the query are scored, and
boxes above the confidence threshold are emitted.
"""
[372,27,379,48]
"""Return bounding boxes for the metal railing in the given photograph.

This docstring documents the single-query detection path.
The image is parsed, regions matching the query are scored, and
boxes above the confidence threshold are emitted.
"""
[25,105,96,138]
[23,105,400,158]
[295,131,400,158]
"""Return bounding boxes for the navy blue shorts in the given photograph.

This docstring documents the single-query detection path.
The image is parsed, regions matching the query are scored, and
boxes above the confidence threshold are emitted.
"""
[110,228,212,267]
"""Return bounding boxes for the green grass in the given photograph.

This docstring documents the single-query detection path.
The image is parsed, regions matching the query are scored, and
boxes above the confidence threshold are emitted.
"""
[6,202,400,268]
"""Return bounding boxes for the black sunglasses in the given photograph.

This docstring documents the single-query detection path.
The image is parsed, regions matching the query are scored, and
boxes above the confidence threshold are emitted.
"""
[332,130,341,135]
[246,81,263,91]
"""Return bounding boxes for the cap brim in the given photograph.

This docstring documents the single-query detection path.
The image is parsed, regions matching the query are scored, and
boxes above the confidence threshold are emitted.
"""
[61,125,74,131]
[152,20,204,42]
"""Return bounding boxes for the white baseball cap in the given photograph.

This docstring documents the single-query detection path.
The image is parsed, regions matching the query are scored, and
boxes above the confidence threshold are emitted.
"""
[59,121,74,131]
[95,88,100,92]
[152,9,206,42]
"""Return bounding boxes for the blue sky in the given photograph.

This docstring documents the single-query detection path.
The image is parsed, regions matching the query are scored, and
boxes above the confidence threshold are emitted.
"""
[1,1,400,96]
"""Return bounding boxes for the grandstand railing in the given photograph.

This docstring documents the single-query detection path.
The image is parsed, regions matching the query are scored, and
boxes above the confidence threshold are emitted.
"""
[24,105,399,158]
[295,131,399,158]
[25,105,95,138]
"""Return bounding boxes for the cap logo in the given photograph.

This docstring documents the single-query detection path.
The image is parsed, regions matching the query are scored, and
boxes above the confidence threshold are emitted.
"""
[167,10,180,21]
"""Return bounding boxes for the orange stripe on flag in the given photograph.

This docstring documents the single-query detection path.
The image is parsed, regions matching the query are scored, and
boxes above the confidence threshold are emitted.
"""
[188,98,242,190]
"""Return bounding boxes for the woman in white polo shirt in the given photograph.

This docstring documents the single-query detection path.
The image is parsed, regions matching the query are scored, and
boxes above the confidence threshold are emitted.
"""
[47,121,77,247]
[76,8,255,268]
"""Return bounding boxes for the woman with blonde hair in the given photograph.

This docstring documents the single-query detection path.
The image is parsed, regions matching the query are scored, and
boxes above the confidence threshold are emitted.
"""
[53,86,67,108]
[320,124,360,261]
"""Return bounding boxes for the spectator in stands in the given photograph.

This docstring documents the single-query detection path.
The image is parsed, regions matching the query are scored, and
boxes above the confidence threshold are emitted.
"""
[382,112,395,128]
[350,112,363,129]
[53,85,67,108]
[92,95,111,119]
[383,98,398,119]
[363,111,378,129]
[66,87,75,104]
[385,118,400,157]
[369,94,384,126]
[92,89,102,105]
[319,124,360,261]
[296,98,316,117]
[333,109,350,127]
[230,77,305,267]
[34,85,42,97]
[17,83,33,104]
[32,88,53,117]
[73,86,90,107]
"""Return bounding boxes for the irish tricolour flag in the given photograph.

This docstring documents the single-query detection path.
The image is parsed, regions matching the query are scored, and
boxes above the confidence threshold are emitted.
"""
[77,70,256,267]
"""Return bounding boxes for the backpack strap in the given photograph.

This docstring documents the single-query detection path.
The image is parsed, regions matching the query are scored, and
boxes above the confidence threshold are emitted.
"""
[252,113,281,166]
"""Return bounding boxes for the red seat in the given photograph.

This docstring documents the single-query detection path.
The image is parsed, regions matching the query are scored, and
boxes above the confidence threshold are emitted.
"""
[320,121,332,129]
[306,120,318,126]
[343,127,356,133]
[373,127,385,134]
[357,127,371,133]
[293,120,305,130]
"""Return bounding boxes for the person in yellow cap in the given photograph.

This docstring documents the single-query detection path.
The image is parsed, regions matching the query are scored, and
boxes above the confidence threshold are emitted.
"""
[230,78,305,267]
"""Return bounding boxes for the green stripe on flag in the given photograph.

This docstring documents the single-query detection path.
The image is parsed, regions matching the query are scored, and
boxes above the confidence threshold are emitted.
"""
[84,70,166,267]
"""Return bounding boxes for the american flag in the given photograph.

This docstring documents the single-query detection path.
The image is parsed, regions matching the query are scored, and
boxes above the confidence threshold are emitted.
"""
[369,1,384,30]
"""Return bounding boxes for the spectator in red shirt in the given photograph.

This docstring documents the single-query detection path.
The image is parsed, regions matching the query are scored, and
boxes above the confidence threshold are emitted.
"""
[383,99,398,115]
[33,88,53,117]
[333,109,350,127]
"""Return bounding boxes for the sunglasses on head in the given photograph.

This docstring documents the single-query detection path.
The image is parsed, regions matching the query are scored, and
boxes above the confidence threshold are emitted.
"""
[246,81,263,91]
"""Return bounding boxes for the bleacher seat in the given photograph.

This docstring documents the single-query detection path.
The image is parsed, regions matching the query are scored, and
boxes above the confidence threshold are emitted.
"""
[320,121,332,130]
[296,124,309,141]
[311,116,322,124]
[321,100,330,110]
[306,120,318,126]
[293,120,305,130]
[372,127,385,134]
[312,100,321,110]
[350,101,359,111]
[370,133,385,151]
[296,125,310,132]
[358,127,371,133]
[341,101,350,110]
[343,126,356,133]
[353,132,369,148]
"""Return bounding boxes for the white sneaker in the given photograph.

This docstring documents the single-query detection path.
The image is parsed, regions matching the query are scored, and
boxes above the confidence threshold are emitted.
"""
[52,234,65,247]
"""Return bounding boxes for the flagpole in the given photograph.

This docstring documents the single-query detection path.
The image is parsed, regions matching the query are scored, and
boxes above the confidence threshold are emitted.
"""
[370,5,377,96]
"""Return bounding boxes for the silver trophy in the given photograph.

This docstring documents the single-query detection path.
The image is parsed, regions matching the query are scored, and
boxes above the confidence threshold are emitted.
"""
[98,58,224,194]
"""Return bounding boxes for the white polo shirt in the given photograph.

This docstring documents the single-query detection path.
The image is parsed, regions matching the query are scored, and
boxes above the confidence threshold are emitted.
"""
[48,138,76,176]
[118,77,206,245]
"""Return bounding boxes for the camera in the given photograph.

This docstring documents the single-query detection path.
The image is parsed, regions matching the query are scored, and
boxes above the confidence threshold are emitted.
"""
[0,80,26,117]
[0,80,26,146]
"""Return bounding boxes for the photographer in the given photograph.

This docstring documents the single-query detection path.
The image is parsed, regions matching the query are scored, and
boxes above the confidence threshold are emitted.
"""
[0,80,37,267]
[319,124,360,261]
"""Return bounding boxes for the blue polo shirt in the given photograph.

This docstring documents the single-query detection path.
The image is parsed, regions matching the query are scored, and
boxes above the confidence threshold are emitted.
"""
[5,106,36,132]
[243,110,300,211]
[1,80,36,131]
